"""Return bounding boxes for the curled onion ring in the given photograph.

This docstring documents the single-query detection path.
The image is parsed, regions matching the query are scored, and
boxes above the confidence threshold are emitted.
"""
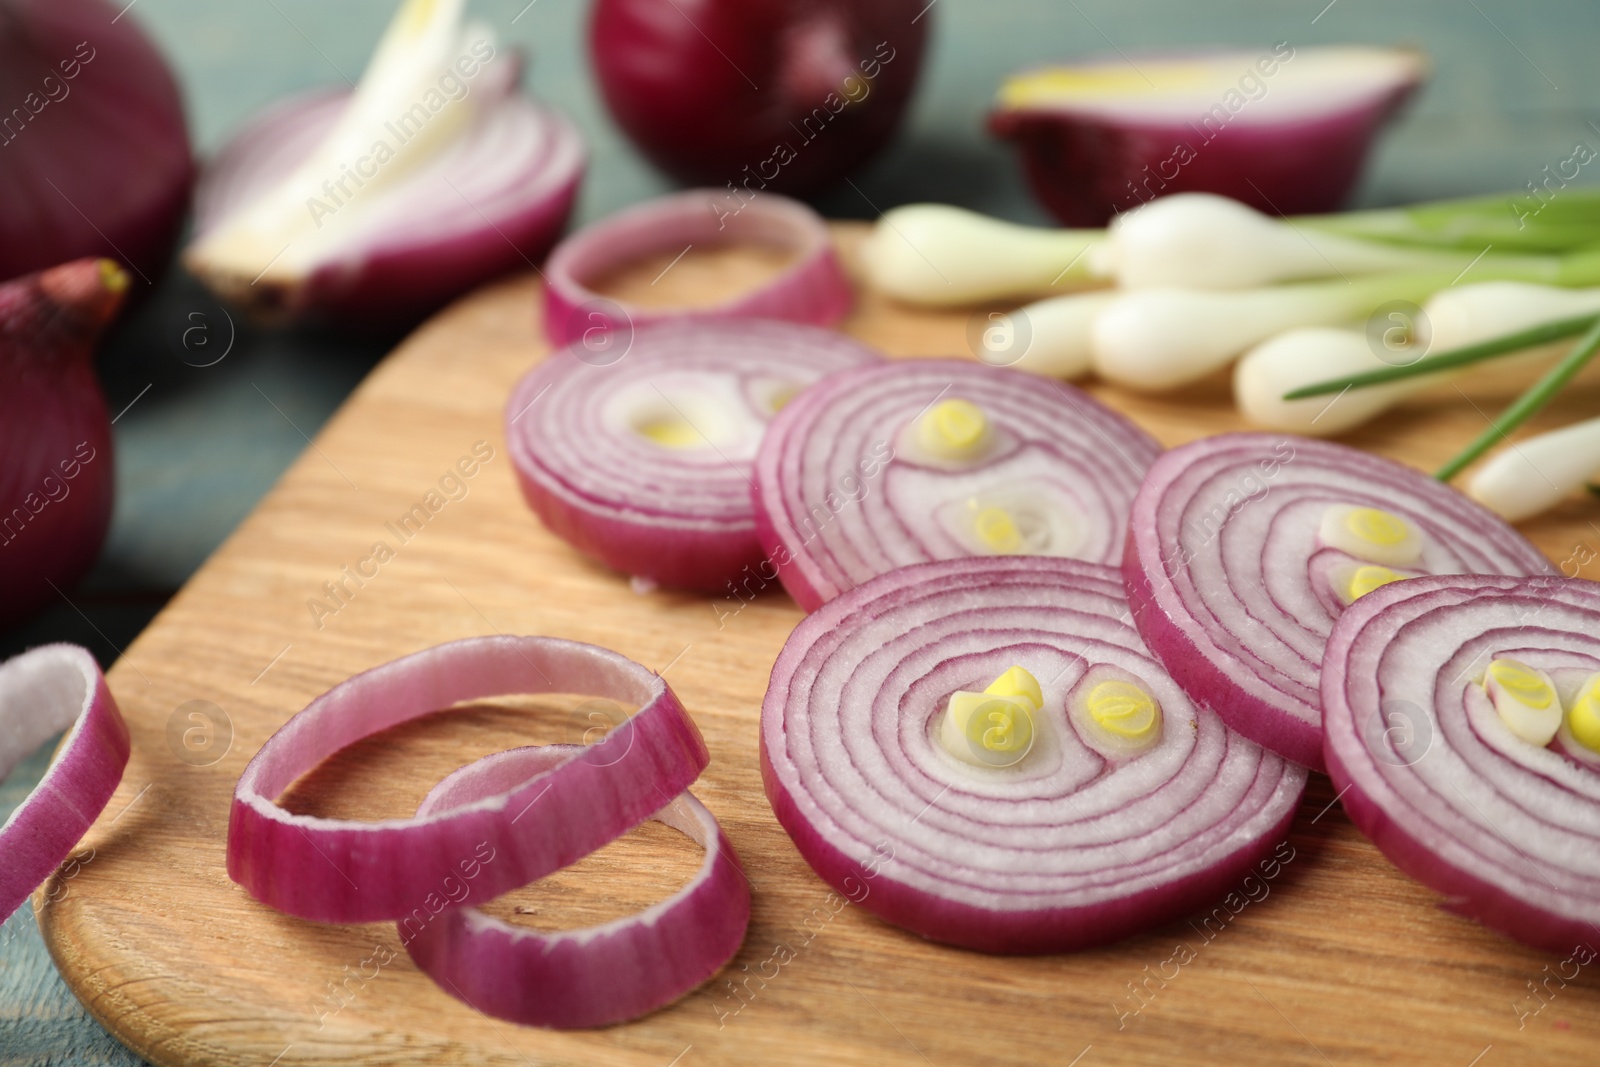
[402,745,749,1028]
[228,636,708,923]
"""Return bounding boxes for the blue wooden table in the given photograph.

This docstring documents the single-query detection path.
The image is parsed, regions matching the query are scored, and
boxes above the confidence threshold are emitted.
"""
[2,0,1596,1062]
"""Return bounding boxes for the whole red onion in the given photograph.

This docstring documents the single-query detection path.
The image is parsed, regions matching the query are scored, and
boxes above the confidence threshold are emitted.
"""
[0,259,125,628]
[0,0,193,286]
[590,0,929,194]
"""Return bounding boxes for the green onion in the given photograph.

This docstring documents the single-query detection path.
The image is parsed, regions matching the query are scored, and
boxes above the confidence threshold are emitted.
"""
[1282,312,1600,400]
[1435,315,1600,481]
[1303,189,1600,256]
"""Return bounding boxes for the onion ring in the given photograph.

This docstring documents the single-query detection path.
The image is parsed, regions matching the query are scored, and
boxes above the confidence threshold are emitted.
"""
[1323,573,1600,952]
[1125,433,1551,770]
[541,189,852,347]
[402,745,749,1028]
[753,358,1161,612]
[228,636,707,923]
[507,319,881,592]
[761,555,1307,954]
[0,645,129,923]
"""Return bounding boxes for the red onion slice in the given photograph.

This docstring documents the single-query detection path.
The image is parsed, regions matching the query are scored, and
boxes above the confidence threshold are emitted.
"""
[0,645,129,923]
[541,190,852,347]
[189,62,584,328]
[1322,574,1600,952]
[753,359,1161,612]
[761,556,1307,954]
[228,636,708,923]
[1125,433,1551,771]
[402,746,749,1028]
[507,319,881,592]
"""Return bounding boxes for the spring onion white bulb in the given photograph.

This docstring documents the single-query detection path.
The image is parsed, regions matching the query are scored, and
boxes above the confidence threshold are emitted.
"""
[859,204,1102,307]
[1468,416,1600,522]
[1235,282,1600,434]
[1006,291,1117,379]
[1098,193,1463,290]
[1092,272,1446,392]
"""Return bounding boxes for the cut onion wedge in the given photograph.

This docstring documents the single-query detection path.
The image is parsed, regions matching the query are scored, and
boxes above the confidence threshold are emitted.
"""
[228,636,708,923]
[0,645,129,923]
[753,358,1161,612]
[761,556,1307,954]
[186,0,584,328]
[402,746,749,1028]
[507,320,881,592]
[1323,573,1600,952]
[541,190,852,347]
[989,46,1424,226]
[1125,433,1553,771]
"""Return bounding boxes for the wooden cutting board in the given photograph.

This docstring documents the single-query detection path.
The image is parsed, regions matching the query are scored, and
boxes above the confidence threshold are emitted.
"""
[37,224,1600,1067]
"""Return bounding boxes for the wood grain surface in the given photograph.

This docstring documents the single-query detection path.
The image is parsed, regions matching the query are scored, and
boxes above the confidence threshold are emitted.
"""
[36,224,1600,1067]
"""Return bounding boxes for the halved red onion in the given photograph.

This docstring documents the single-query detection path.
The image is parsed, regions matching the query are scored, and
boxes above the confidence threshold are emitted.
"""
[507,319,881,592]
[0,645,129,923]
[761,556,1307,954]
[402,745,749,1028]
[753,359,1161,612]
[228,636,707,923]
[1323,573,1600,952]
[541,190,852,347]
[1124,433,1552,771]
[187,53,583,329]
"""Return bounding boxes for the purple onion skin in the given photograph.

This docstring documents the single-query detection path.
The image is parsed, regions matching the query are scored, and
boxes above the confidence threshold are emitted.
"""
[1122,528,1325,770]
[0,0,193,286]
[991,82,1418,226]
[0,260,123,628]
[512,462,767,594]
[590,0,928,195]
[760,740,1299,956]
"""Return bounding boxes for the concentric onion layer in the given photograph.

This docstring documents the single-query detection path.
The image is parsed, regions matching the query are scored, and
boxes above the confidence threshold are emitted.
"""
[760,556,1307,954]
[753,359,1162,613]
[1125,433,1551,770]
[192,69,584,326]
[403,746,749,1028]
[228,636,708,923]
[542,189,852,347]
[0,645,129,923]
[507,319,881,591]
[1324,574,1600,952]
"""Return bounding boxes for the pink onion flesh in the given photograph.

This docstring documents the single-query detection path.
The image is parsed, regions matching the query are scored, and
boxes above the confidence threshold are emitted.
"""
[1124,433,1552,771]
[507,319,882,592]
[402,745,749,1028]
[753,358,1162,612]
[541,190,852,348]
[187,51,583,328]
[761,555,1307,954]
[0,644,129,923]
[1323,573,1600,953]
[228,636,708,923]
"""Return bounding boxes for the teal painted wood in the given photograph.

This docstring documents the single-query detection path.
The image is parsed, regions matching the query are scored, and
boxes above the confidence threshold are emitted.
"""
[2,1,1596,1062]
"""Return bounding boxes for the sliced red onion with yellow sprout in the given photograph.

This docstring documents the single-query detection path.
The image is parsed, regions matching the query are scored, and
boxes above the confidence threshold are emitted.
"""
[0,645,129,923]
[1125,434,1552,771]
[186,0,584,327]
[228,636,708,923]
[1323,573,1600,951]
[541,190,852,347]
[761,556,1307,953]
[753,359,1161,612]
[507,320,881,592]
[402,745,749,1028]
